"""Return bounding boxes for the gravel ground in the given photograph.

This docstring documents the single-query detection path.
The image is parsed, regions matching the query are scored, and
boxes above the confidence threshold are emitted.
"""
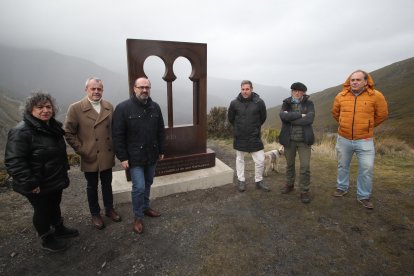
[0,140,413,275]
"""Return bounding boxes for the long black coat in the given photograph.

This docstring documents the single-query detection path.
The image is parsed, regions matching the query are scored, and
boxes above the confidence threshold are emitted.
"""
[279,95,315,146]
[5,114,70,196]
[228,92,267,152]
[112,96,165,167]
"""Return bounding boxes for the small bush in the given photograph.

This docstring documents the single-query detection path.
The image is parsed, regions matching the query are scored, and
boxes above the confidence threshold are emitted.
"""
[262,128,280,144]
[207,106,232,139]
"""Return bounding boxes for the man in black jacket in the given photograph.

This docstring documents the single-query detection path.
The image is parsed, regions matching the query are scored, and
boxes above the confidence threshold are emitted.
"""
[228,80,268,192]
[112,77,165,234]
[279,82,315,203]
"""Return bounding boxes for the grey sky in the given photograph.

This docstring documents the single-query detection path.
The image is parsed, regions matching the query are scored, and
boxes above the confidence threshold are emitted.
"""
[1,0,413,92]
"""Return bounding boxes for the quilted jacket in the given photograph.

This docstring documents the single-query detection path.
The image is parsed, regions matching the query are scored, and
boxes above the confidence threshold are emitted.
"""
[332,73,388,140]
[5,114,70,196]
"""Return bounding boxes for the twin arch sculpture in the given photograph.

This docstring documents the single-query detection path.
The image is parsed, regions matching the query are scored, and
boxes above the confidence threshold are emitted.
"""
[126,39,215,176]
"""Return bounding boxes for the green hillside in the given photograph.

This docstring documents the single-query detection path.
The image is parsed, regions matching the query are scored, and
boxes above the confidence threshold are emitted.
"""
[264,57,414,146]
[0,90,22,154]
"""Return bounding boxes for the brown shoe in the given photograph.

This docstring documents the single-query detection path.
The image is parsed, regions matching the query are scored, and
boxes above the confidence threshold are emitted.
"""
[144,208,161,217]
[280,184,294,194]
[105,209,122,222]
[300,191,311,204]
[358,198,374,209]
[133,218,144,234]
[91,215,105,230]
[333,189,348,197]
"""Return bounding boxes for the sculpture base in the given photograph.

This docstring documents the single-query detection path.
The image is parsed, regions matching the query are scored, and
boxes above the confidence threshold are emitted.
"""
[125,149,216,180]
[112,158,234,202]
[156,148,216,176]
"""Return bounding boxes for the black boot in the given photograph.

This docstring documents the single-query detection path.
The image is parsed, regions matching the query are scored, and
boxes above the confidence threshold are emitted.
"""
[41,231,67,252]
[53,219,79,238]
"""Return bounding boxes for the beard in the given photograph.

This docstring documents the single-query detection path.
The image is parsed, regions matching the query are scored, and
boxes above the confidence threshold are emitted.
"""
[136,92,149,103]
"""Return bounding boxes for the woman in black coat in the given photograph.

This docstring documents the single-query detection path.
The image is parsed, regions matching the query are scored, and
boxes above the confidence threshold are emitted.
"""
[5,92,78,252]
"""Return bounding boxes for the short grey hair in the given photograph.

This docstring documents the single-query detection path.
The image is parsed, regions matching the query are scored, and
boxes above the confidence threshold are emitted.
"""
[85,77,103,88]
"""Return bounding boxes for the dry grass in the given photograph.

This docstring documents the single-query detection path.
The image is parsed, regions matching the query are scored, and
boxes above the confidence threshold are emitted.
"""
[375,137,414,157]
[305,134,413,160]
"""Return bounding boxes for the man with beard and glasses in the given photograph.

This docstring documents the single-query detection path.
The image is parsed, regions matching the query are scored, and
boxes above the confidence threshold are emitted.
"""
[112,77,165,234]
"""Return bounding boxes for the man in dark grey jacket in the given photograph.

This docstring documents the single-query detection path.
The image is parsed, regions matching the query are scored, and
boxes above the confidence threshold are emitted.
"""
[279,82,315,203]
[228,80,268,192]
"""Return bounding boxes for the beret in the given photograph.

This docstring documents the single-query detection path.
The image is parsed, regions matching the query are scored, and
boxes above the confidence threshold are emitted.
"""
[290,82,307,92]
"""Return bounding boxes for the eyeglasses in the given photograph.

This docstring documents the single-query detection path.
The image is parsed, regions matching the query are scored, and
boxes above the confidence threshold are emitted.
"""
[135,86,151,90]
[291,90,304,93]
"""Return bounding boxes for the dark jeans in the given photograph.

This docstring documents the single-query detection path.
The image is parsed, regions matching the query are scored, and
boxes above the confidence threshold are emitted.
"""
[84,168,114,215]
[27,190,63,236]
[284,140,311,191]
[129,164,156,219]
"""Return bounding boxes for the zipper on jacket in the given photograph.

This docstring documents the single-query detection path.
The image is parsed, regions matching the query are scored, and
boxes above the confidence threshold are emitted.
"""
[351,95,357,140]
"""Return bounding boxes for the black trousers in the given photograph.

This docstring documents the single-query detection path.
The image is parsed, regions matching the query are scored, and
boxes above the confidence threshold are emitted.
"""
[27,190,63,236]
[84,168,113,215]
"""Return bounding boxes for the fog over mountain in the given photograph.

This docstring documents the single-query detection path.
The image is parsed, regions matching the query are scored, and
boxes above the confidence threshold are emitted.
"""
[1,44,413,152]
[0,44,288,124]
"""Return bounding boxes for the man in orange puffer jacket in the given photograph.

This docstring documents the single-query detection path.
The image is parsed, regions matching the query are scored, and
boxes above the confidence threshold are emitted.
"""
[331,70,388,209]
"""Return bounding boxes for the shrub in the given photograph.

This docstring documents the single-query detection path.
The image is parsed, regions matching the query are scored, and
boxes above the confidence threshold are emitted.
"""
[262,128,279,144]
[207,106,232,139]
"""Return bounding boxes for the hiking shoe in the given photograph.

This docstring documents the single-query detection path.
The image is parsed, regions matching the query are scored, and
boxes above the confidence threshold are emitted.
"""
[358,198,374,209]
[333,189,348,197]
[238,181,246,192]
[280,184,294,194]
[41,233,67,252]
[256,181,270,192]
[300,191,311,204]
[54,225,79,238]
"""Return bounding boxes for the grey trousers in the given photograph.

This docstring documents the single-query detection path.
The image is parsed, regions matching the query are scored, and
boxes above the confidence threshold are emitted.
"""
[284,140,311,191]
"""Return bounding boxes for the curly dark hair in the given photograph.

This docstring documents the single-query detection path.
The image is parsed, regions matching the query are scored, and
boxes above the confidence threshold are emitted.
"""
[22,91,58,118]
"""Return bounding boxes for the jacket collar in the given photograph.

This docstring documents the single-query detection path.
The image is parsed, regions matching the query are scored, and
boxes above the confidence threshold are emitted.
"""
[80,97,112,125]
[237,92,260,103]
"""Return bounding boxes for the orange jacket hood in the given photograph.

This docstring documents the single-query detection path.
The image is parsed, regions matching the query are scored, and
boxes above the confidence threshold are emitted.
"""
[340,72,375,96]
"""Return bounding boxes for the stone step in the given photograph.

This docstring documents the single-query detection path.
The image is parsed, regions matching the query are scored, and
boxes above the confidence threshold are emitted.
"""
[112,158,234,204]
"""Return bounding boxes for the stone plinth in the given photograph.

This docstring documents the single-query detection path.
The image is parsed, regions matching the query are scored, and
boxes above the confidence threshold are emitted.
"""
[112,158,234,204]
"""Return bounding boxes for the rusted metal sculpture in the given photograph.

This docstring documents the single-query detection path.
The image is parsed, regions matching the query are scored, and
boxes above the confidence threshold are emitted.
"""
[126,39,215,176]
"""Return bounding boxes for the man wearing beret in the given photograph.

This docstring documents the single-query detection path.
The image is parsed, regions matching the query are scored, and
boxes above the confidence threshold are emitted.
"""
[279,82,315,203]
[332,70,388,209]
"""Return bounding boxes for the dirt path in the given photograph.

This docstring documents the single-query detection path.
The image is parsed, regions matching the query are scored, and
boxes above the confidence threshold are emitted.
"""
[0,140,413,275]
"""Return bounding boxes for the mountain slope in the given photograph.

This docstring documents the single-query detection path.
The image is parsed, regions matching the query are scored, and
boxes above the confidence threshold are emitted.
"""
[0,44,287,120]
[0,44,129,121]
[0,90,22,154]
[264,57,414,146]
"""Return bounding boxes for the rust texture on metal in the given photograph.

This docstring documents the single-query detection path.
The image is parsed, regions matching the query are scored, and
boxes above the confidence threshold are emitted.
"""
[126,39,215,176]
